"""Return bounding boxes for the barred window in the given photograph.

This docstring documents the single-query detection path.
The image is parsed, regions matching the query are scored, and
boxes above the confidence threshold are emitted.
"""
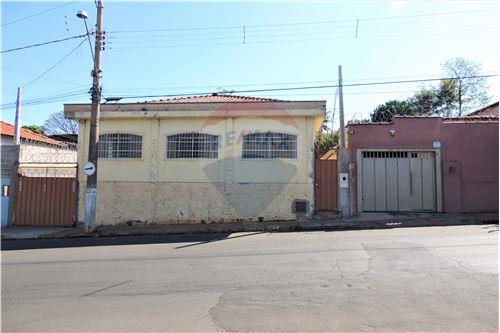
[242,132,297,159]
[98,133,142,159]
[166,133,219,159]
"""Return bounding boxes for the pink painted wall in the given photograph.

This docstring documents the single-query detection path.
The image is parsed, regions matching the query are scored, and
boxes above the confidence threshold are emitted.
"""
[347,117,499,213]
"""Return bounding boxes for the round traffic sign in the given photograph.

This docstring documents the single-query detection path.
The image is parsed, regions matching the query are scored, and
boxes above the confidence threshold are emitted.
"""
[83,162,96,176]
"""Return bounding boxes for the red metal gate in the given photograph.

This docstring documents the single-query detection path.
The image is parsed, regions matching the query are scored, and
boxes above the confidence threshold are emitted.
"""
[13,176,77,227]
[315,159,338,211]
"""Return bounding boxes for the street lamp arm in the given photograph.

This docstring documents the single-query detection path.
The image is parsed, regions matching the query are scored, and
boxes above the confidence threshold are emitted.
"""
[83,19,95,63]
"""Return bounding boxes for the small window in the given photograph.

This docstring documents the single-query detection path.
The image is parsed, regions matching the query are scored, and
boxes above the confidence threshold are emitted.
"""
[242,132,297,159]
[98,133,142,159]
[166,133,219,159]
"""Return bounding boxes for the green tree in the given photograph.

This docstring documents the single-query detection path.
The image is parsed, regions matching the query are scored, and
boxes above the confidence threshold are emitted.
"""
[370,100,419,122]
[315,131,338,158]
[442,57,491,116]
[433,79,459,116]
[22,124,45,135]
[410,87,442,115]
[370,58,491,119]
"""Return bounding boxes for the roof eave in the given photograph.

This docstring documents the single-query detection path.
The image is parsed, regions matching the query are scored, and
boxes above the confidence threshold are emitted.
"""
[64,100,327,120]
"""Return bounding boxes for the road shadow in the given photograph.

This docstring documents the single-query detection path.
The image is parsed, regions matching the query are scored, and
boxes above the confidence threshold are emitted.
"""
[1,232,264,251]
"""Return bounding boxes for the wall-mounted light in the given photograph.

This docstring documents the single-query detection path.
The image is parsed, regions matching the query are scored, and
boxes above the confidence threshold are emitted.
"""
[389,129,396,137]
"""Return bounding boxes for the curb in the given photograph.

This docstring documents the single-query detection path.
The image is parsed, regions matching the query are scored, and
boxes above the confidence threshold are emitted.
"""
[36,214,498,240]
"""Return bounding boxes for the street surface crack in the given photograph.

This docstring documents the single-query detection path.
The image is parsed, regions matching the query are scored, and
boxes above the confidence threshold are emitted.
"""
[81,280,131,297]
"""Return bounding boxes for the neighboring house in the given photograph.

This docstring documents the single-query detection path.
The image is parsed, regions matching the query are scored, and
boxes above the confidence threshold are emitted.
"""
[1,121,65,146]
[1,121,77,227]
[48,134,78,145]
[347,114,498,214]
[64,94,326,225]
[467,101,499,117]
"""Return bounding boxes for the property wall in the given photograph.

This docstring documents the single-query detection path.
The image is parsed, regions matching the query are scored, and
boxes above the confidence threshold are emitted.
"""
[347,117,499,213]
[19,144,77,164]
[1,135,14,145]
[1,145,19,227]
[1,145,19,176]
[77,116,316,225]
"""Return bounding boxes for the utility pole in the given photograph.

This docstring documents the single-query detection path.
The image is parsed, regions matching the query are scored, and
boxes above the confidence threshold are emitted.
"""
[84,0,103,233]
[14,87,22,144]
[337,65,350,216]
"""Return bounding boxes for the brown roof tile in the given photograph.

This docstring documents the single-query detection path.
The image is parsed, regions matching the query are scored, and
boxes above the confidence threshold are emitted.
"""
[0,121,66,146]
[141,94,286,104]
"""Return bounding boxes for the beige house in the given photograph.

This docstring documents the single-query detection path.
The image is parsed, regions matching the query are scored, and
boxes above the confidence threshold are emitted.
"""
[64,94,325,225]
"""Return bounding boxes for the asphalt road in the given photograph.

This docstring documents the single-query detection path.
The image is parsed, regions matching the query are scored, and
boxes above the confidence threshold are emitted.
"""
[2,225,498,332]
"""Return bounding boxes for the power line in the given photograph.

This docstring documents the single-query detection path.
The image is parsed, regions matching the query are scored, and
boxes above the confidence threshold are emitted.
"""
[114,75,498,100]
[108,24,495,46]
[0,90,89,110]
[107,9,490,34]
[1,34,88,54]
[2,1,78,27]
[2,75,496,110]
[246,90,421,96]
[109,20,493,42]
[102,73,490,92]
[109,29,495,50]
[2,66,89,87]
[23,39,87,87]
[5,89,89,104]
[0,94,89,110]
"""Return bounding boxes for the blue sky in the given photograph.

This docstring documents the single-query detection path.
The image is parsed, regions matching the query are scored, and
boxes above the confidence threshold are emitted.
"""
[1,0,498,128]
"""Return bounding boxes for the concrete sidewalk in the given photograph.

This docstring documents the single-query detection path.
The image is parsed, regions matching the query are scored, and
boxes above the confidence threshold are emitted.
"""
[2,212,496,240]
[1,227,70,240]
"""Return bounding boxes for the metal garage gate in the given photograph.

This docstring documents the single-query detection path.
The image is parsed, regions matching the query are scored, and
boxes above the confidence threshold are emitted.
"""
[13,176,77,227]
[360,151,436,212]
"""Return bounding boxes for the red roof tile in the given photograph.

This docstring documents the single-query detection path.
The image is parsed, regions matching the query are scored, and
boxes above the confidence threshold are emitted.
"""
[142,94,286,104]
[0,121,66,146]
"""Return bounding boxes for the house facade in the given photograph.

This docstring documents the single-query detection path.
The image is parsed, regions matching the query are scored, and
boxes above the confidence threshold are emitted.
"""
[347,115,499,214]
[64,94,325,225]
[467,101,499,117]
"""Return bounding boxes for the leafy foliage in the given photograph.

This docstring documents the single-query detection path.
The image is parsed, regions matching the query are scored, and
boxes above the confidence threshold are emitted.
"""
[369,58,491,121]
[442,57,491,116]
[315,131,338,158]
[22,124,45,135]
[370,100,420,122]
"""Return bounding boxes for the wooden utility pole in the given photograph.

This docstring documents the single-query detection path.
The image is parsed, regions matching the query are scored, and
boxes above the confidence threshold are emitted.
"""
[84,0,103,232]
[14,87,22,144]
[337,65,350,216]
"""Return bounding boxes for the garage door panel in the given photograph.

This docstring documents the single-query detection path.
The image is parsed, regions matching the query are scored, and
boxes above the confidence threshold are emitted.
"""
[360,151,436,213]
[410,156,423,211]
[374,158,387,211]
[386,159,398,211]
[362,157,375,211]
[397,157,411,211]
